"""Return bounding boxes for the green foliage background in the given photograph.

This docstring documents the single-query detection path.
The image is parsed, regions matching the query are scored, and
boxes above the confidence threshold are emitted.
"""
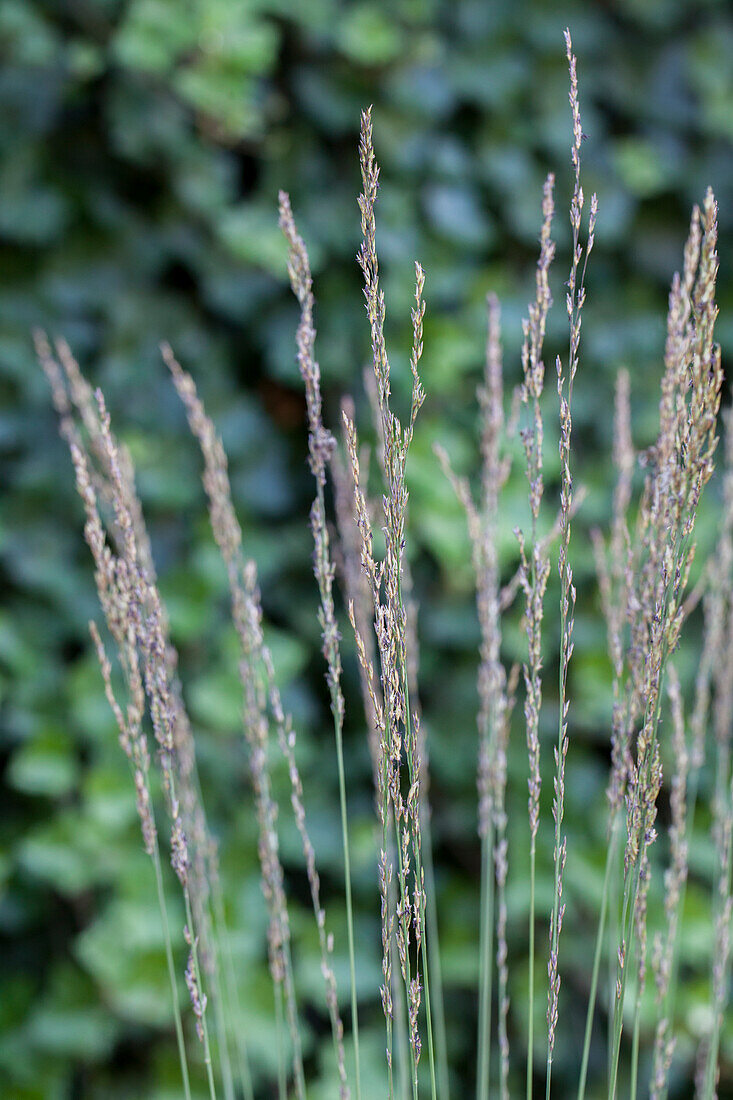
[1,1,732,1097]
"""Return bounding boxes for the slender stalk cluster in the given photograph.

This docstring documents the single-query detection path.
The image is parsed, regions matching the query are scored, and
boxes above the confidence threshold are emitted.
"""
[697,404,733,1099]
[580,375,637,1100]
[278,189,362,1100]
[336,412,416,1099]
[333,399,383,783]
[546,34,597,1096]
[607,188,722,1100]
[649,669,689,1099]
[518,170,555,854]
[516,170,555,1100]
[38,336,222,1100]
[494,663,519,1100]
[580,190,722,1100]
[166,345,358,1099]
[435,291,515,1100]
[342,106,436,1100]
[362,287,451,1100]
[601,369,636,825]
[646,399,733,1100]
[162,358,299,1075]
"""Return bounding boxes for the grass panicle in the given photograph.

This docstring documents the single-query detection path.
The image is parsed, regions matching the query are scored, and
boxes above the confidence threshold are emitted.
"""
[700,405,733,1098]
[343,105,438,1100]
[39,343,221,1099]
[546,32,597,1099]
[607,187,722,1100]
[517,167,555,1100]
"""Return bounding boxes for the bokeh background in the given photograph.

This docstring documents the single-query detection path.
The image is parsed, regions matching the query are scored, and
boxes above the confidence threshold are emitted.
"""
[2,1,733,1097]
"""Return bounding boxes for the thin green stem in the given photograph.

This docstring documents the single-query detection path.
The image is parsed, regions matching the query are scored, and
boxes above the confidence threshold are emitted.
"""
[527,837,536,1100]
[422,813,450,1100]
[607,857,618,1080]
[524,369,543,1100]
[167,760,217,1100]
[477,824,495,1100]
[702,742,733,1097]
[211,875,255,1100]
[392,875,408,1100]
[384,665,417,1100]
[654,764,701,1100]
[577,817,619,1100]
[401,644,438,1100]
[195,866,233,1100]
[630,992,641,1100]
[495,809,511,1100]
[546,591,569,1100]
[381,706,397,1100]
[211,958,235,1100]
[151,842,192,1100]
[387,1012,396,1100]
[392,799,419,1100]
[275,982,287,1100]
[608,850,642,1100]
[419,910,439,1100]
[333,692,362,1100]
[190,751,254,1100]
[184,890,218,1100]
[282,932,307,1100]
[316,479,362,1100]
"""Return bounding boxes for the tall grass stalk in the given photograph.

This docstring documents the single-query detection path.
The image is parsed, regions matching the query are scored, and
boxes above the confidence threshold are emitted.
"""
[79,397,218,1099]
[702,755,733,1098]
[274,981,287,1100]
[335,416,423,1100]
[647,668,689,1100]
[608,189,721,1100]
[42,345,223,1096]
[577,816,619,1100]
[435,289,514,1100]
[517,171,555,1100]
[35,332,197,1100]
[477,823,495,1099]
[421,810,450,1100]
[210,872,255,1100]
[163,346,309,1095]
[278,190,362,1100]
[579,369,635,1100]
[545,32,596,1098]
[700,414,733,1096]
[167,346,364,1097]
[475,294,507,1100]
[363,302,450,1100]
[345,105,437,1099]
[151,828,194,1099]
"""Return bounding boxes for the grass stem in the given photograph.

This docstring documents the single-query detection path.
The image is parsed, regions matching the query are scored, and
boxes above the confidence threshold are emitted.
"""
[527,838,536,1100]
[152,841,192,1100]
[477,824,495,1100]
[422,811,450,1099]
[578,817,619,1100]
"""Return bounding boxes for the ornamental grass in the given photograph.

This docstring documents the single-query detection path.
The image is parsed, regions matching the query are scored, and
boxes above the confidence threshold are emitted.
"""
[41,30,729,1100]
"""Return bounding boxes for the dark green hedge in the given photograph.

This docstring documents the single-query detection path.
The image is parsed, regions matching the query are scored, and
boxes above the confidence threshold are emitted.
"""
[1,1,731,1096]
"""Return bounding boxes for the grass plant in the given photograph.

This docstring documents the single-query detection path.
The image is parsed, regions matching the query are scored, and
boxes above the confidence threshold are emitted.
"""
[41,29,730,1100]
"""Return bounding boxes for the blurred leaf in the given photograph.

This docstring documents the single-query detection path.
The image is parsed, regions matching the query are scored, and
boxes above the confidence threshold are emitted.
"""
[75,898,183,1027]
[612,137,669,198]
[7,730,79,798]
[337,6,405,64]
